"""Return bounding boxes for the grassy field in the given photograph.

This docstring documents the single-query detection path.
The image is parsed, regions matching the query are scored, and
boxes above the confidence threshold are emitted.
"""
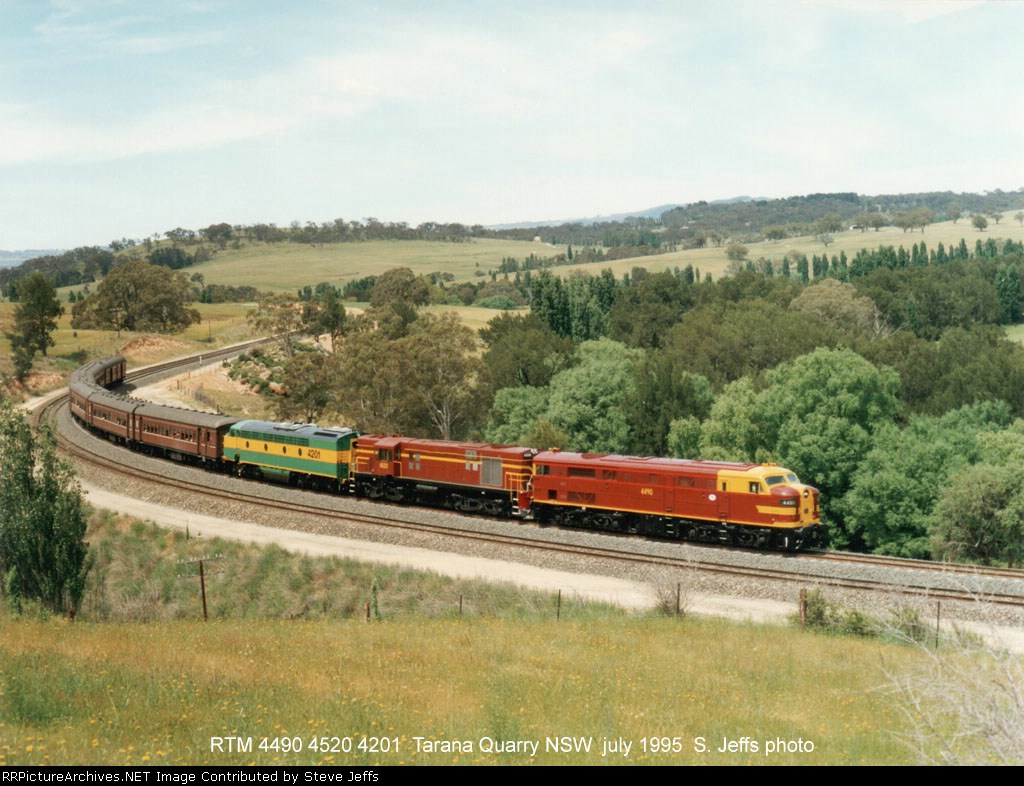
[194,238,556,292]
[565,211,1024,283]
[0,515,999,769]
[0,616,923,766]
[111,212,1024,296]
[0,511,1001,767]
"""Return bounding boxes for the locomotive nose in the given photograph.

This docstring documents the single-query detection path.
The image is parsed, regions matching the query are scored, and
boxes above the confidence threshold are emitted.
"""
[800,485,820,523]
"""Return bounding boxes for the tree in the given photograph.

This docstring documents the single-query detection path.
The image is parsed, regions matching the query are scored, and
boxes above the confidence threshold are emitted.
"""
[623,355,713,456]
[725,242,749,262]
[276,349,338,424]
[542,339,641,452]
[369,267,430,309]
[484,386,550,445]
[607,270,693,349]
[813,213,842,246]
[148,246,193,269]
[247,292,303,356]
[402,312,484,440]
[332,330,412,433]
[71,261,200,334]
[839,402,1012,558]
[933,464,1024,566]
[11,272,63,358]
[661,299,843,389]
[1015,211,1024,227]
[479,313,575,402]
[200,222,233,246]
[790,278,892,339]
[0,402,91,616]
[972,214,989,232]
[301,285,347,352]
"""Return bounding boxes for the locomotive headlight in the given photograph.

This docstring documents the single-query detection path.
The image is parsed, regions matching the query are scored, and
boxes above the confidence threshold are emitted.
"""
[803,489,809,498]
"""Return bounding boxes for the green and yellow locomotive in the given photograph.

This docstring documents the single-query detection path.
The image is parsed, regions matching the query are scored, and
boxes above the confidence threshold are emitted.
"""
[223,420,357,492]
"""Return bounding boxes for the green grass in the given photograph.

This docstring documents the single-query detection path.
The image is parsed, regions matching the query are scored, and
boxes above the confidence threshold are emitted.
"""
[0,614,921,766]
[0,510,978,767]
[193,238,557,292]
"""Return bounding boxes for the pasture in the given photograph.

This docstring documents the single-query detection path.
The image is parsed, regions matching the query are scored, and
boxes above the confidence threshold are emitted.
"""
[145,212,1024,295]
[194,238,557,292]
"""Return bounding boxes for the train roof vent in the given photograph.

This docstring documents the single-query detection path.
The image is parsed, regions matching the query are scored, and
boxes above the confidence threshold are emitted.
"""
[273,422,307,431]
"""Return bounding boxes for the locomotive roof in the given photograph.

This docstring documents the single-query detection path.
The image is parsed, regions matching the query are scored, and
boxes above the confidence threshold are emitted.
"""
[357,434,536,456]
[231,419,357,439]
[533,451,765,474]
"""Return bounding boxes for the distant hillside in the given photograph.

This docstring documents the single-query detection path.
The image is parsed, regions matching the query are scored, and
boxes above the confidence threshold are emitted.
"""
[0,248,63,268]
[489,203,683,229]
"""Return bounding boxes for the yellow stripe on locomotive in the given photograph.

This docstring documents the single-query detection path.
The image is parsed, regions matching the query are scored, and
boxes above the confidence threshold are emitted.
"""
[224,420,357,483]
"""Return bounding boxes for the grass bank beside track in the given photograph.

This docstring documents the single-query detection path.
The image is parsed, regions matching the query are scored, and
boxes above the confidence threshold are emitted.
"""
[0,511,952,767]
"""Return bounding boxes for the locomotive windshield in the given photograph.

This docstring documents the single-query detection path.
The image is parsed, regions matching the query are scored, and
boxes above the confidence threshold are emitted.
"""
[764,473,799,486]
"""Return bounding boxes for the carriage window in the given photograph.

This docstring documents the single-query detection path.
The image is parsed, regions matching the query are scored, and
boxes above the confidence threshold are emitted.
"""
[602,470,616,481]
[722,482,727,491]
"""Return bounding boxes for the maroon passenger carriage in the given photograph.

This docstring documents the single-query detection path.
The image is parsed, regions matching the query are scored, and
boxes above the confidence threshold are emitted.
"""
[69,356,238,467]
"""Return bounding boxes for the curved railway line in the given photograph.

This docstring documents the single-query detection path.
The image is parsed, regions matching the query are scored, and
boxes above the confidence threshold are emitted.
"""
[37,346,1024,617]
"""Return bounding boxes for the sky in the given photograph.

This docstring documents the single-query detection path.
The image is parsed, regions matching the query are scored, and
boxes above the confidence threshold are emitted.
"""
[1,0,1022,250]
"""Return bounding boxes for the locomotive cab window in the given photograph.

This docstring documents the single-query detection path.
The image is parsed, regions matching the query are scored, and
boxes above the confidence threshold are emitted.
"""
[535,465,549,476]
[378,449,392,462]
[749,482,762,494]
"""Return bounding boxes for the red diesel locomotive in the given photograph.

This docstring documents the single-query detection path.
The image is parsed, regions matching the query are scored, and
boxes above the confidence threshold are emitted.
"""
[68,356,823,550]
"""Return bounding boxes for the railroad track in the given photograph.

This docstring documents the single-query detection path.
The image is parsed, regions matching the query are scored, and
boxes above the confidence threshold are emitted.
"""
[40,347,1024,612]
[806,548,1024,581]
